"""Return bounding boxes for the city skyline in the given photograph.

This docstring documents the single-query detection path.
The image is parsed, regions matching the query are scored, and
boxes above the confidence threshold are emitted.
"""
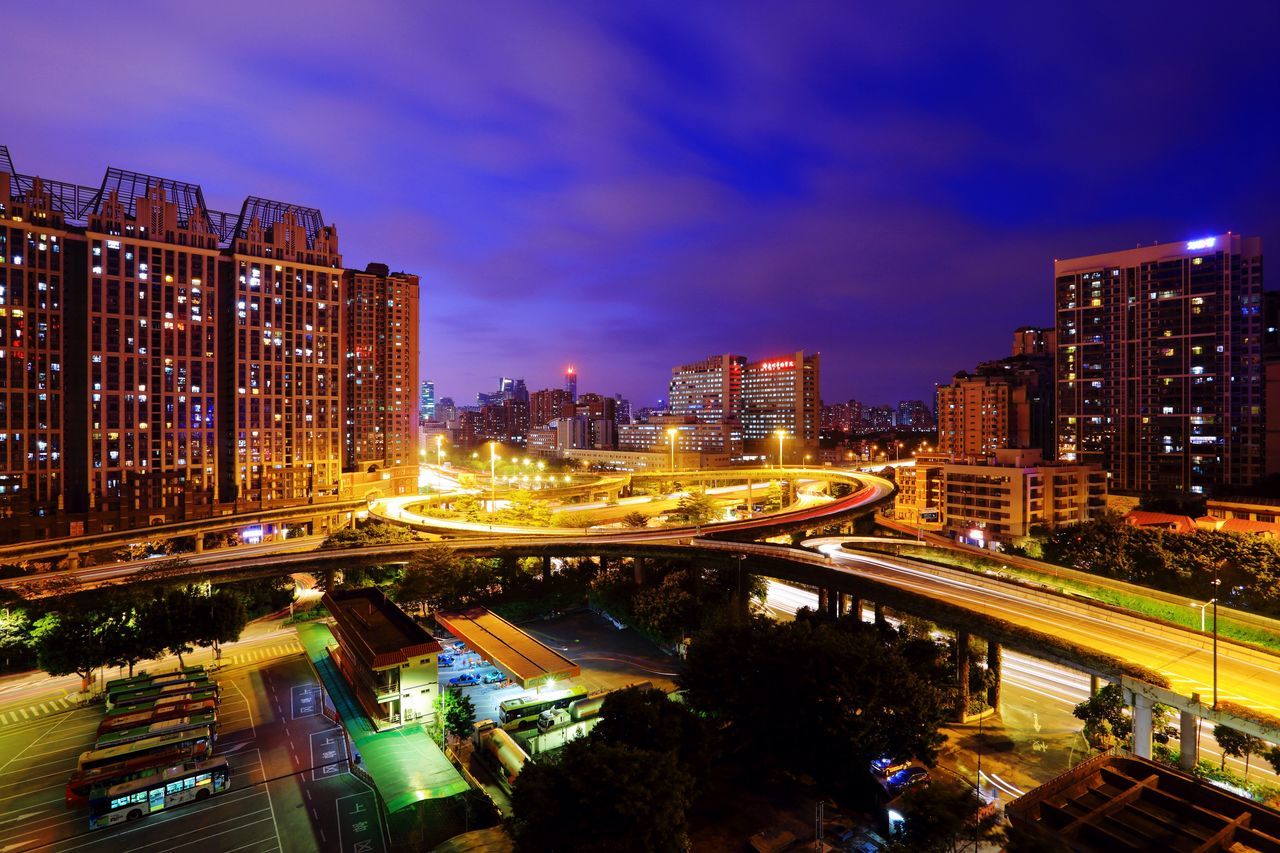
[7,3,1277,406]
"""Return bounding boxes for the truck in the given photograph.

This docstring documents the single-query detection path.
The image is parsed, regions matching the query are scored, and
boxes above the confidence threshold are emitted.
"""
[473,720,529,786]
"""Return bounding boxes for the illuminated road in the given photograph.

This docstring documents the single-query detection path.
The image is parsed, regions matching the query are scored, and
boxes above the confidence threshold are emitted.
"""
[765,579,1280,789]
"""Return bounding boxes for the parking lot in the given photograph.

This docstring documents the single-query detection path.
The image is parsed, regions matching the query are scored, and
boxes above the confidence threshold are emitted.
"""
[437,609,679,727]
[0,636,381,853]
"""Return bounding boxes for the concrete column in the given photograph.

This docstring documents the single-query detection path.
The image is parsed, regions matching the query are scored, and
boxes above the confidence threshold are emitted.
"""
[599,555,608,573]
[874,603,886,627]
[826,589,839,618]
[1090,674,1100,695]
[633,557,645,586]
[66,551,81,571]
[542,555,551,580]
[194,535,205,554]
[1131,693,1153,759]
[1180,708,1199,770]
[817,588,830,615]
[955,630,971,722]
[849,597,864,622]
[986,641,1001,711]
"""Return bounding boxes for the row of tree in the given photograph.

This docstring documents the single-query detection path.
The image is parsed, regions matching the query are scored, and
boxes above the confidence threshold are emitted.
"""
[1041,514,1280,616]
[5,582,252,690]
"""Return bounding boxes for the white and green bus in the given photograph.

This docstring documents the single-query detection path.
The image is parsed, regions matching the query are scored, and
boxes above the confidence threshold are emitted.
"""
[498,686,589,731]
[87,757,230,829]
[107,679,219,712]
[95,712,219,751]
[104,666,206,696]
[77,726,214,773]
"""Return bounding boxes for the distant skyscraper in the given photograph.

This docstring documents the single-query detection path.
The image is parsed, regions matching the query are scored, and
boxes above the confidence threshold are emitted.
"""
[613,393,632,426]
[897,400,934,430]
[436,397,457,424]
[1056,234,1263,493]
[565,365,577,403]
[420,380,436,422]
[1012,326,1057,358]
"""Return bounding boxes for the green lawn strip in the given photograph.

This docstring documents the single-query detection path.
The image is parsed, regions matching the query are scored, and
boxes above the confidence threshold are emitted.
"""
[854,542,1280,656]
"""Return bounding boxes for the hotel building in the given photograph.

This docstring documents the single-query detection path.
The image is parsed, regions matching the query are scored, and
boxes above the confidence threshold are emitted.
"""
[668,354,744,423]
[1056,234,1263,494]
[740,351,820,455]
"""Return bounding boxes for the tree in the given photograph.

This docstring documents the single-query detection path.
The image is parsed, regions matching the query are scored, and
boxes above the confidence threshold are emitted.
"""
[394,543,457,615]
[509,740,694,853]
[31,606,111,692]
[138,587,200,668]
[1073,684,1177,751]
[100,591,161,677]
[439,687,476,740]
[192,589,249,666]
[1267,745,1280,777]
[682,619,951,791]
[672,489,717,527]
[620,511,649,529]
[320,521,418,550]
[630,569,701,640]
[884,782,1004,853]
[0,606,33,670]
[1213,725,1269,778]
[592,686,713,787]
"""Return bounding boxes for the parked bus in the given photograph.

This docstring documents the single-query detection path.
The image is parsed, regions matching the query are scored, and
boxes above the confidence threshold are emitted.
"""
[95,713,218,751]
[98,699,218,738]
[103,681,218,712]
[107,675,213,710]
[107,680,219,712]
[104,666,205,695]
[77,726,213,774]
[498,686,589,731]
[66,742,210,807]
[87,757,230,829]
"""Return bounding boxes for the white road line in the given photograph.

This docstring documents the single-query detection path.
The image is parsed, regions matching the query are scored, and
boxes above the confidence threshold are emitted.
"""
[262,755,282,852]
[0,707,79,776]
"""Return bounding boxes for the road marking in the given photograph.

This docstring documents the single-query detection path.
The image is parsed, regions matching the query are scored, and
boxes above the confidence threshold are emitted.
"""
[262,755,282,853]
[19,708,28,719]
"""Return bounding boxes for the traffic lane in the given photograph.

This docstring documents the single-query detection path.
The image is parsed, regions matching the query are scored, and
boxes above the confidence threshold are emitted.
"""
[827,548,1280,712]
[45,749,280,853]
[0,707,102,853]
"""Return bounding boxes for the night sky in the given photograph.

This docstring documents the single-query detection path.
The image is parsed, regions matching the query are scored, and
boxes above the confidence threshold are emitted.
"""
[7,2,1278,408]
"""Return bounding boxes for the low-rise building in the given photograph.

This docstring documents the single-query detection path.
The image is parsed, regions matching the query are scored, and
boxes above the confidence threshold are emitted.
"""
[322,587,441,731]
[893,454,946,527]
[617,415,743,457]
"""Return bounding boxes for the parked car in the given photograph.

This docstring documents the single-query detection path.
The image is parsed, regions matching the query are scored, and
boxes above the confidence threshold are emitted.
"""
[885,766,929,795]
[870,755,910,777]
[437,654,455,667]
[481,670,505,684]
[448,672,480,686]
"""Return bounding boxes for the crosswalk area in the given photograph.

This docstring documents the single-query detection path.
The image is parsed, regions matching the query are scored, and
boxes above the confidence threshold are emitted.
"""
[0,640,304,726]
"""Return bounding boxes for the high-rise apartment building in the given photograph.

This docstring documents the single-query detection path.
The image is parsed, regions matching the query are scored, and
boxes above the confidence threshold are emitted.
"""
[668,354,744,423]
[937,356,1052,459]
[530,387,572,428]
[0,167,69,527]
[897,399,935,430]
[219,200,343,505]
[1013,326,1056,358]
[1056,234,1263,494]
[344,263,419,471]
[741,351,820,452]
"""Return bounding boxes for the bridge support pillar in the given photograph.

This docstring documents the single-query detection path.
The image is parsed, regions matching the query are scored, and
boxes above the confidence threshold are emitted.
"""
[542,555,551,580]
[954,630,971,722]
[633,557,645,586]
[873,603,886,627]
[1180,694,1201,770]
[66,551,81,571]
[847,597,863,621]
[817,588,830,615]
[826,588,840,618]
[1131,692,1153,759]
[194,536,205,554]
[986,641,1001,711]
[1090,674,1100,695]
[599,555,608,573]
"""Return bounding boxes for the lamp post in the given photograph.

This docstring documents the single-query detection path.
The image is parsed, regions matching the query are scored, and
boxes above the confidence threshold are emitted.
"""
[775,430,786,469]
[489,442,498,512]
[894,441,904,462]
[1189,598,1216,633]
[1212,560,1223,709]
[435,434,444,467]
[667,428,678,472]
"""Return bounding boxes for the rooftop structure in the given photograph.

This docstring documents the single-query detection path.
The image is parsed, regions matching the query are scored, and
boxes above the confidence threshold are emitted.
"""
[434,607,580,689]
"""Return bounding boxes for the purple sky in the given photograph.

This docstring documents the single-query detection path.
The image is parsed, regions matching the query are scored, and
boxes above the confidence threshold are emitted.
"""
[8,2,1278,408]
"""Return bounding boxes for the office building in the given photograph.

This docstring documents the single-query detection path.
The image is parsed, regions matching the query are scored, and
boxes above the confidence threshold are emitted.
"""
[1056,234,1263,494]
[613,393,632,426]
[436,396,457,425]
[529,387,572,428]
[343,263,419,471]
[740,351,819,455]
[419,380,435,423]
[572,393,617,449]
[617,414,742,457]
[667,354,744,423]
[322,587,441,731]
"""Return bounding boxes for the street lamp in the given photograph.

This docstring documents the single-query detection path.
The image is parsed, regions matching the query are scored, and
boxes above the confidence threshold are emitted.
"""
[1212,560,1224,708]
[435,434,444,467]
[775,429,787,469]
[1189,598,1216,633]
[894,441,904,462]
[489,442,498,512]
[667,428,678,472]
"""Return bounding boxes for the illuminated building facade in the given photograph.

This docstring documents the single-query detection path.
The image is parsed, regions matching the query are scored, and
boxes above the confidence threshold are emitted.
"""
[741,351,820,453]
[0,165,67,525]
[344,263,419,471]
[220,200,343,505]
[419,380,435,423]
[667,354,744,423]
[530,387,572,428]
[1056,234,1263,494]
[617,415,742,456]
[564,365,577,403]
